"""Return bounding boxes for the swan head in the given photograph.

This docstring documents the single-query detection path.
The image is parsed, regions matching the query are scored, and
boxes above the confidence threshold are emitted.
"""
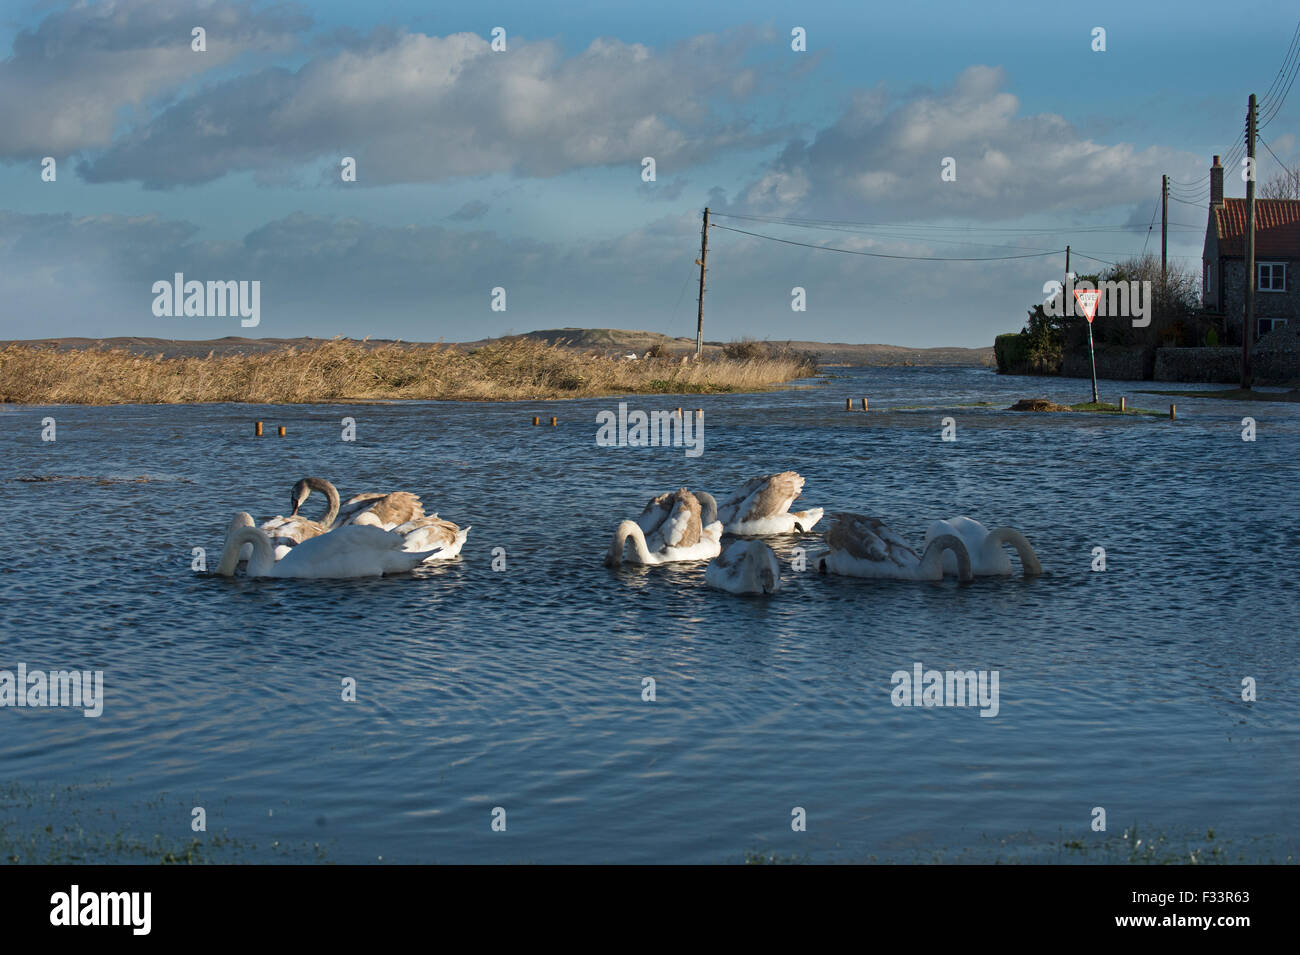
[290,478,310,516]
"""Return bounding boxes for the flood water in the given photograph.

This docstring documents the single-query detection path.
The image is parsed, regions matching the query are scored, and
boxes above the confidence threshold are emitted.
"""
[1,366,1296,863]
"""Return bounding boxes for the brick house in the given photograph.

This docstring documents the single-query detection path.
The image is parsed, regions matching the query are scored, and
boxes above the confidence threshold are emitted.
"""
[1202,154,1300,341]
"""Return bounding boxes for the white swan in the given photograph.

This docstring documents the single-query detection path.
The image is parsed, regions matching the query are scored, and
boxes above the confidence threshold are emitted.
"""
[352,511,470,561]
[816,513,972,582]
[605,488,723,567]
[216,512,437,578]
[705,539,782,594]
[292,477,424,530]
[715,471,824,536]
[923,517,1043,578]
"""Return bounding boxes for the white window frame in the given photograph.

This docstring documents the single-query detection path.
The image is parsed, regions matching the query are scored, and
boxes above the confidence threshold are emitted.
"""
[1204,261,1213,295]
[1257,317,1288,336]
[1257,261,1286,292]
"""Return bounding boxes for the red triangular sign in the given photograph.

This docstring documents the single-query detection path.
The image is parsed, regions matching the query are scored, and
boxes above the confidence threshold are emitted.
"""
[1073,288,1102,324]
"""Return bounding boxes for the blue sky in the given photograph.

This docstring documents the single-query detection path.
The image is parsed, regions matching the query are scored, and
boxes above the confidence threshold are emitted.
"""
[0,0,1296,346]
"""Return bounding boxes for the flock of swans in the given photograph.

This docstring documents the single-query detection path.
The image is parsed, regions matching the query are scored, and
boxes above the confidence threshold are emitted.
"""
[216,477,470,579]
[604,471,1040,594]
[214,470,1041,596]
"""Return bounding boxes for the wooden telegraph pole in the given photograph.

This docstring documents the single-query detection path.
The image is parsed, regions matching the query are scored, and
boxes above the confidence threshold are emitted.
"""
[1242,95,1257,390]
[1161,174,1168,286]
[695,207,709,357]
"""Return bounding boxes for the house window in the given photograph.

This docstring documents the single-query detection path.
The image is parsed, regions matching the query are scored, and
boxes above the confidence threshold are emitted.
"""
[1258,317,1288,336]
[1204,261,1213,295]
[1258,262,1286,291]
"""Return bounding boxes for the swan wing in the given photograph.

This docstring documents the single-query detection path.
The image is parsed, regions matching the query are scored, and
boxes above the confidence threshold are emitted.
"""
[659,491,702,549]
[743,471,804,520]
[720,472,804,522]
[827,513,917,567]
[340,491,424,529]
[274,525,414,577]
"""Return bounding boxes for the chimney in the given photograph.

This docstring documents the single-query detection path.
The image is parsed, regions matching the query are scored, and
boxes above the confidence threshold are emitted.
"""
[1210,154,1223,207]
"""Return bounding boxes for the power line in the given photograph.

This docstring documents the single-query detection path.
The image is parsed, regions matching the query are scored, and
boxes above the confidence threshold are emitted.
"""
[1259,19,1300,110]
[709,223,1064,261]
[709,211,1171,235]
[1260,136,1299,177]
[1260,22,1300,126]
[1141,196,1160,256]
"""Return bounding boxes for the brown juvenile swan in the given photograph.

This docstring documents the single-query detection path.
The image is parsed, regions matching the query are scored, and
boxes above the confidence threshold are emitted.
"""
[816,513,973,582]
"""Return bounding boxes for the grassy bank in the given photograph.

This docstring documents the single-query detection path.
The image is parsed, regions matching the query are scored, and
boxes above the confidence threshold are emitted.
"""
[1009,398,1165,416]
[0,338,818,405]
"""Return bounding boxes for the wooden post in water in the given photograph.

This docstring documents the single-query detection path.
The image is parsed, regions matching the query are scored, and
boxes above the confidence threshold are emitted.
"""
[1119,396,1126,412]
[550,416,557,427]
[255,421,263,436]
[845,398,852,411]
[532,416,540,426]
[861,398,869,411]
[1169,404,1176,420]
[277,425,286,437]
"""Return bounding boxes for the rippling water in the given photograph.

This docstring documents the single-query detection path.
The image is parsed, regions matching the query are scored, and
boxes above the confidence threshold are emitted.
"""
[1,367,1296,863]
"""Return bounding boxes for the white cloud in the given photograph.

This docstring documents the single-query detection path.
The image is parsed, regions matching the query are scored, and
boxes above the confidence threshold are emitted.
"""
[0,0,307,159]
[736,65,1203,220]
[77,27,787,187]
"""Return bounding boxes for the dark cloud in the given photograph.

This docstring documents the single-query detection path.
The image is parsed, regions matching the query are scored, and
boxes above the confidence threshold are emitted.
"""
[449,199,490,221]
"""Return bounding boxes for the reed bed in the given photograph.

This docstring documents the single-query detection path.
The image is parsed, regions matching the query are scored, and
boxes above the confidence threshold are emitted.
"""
[0,338,818,405]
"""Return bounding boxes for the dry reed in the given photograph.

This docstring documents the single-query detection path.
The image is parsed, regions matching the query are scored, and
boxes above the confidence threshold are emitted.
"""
[0,338,818,405]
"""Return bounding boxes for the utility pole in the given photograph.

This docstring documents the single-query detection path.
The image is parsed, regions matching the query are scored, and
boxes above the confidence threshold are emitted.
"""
[1161,174,1168,286]
[1243,94,1257,390]
[1064,243,1071,317]
[694,207,709,358]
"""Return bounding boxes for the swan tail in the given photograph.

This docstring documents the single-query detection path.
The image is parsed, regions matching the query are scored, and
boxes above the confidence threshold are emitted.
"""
[987,527,1042,577]
[793,507,825,532]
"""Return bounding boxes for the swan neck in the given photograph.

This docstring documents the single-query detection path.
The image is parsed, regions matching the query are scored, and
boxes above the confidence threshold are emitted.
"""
[308,477,341,529]
[239,527,275,575]
[608,520,652,566]
[988,527,1042,576]
[923,534,972,581]
[696,491,718,528]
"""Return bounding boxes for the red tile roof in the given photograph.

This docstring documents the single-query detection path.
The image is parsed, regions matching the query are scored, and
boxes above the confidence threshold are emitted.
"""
[1214,198,1300,257]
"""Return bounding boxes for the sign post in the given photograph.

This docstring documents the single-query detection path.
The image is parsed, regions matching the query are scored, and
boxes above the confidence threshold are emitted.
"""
[1074,287,1102,404]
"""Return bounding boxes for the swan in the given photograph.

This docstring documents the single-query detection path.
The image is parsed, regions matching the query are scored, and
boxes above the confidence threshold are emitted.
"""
[605,488,723,567]
[705,540,782,594]
[352,511,470,561]
[238,478,343,561]
[291,477,424,530]
[923,517,1043,578]
[715,471,824,536]
[215,512,437,578]
[816,513,973,582]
